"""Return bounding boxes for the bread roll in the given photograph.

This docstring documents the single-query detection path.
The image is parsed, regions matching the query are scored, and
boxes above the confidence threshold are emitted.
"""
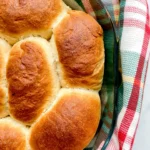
[0,117,28,150]
[0,0,104,149]
[29,88,100,150]
[6,37,60,125]
[0,39,11,118]
[52,11,104,91]
[0,0,69,45]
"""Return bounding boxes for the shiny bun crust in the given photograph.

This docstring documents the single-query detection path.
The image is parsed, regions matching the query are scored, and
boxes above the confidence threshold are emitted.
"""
[0,0,69,45]
[0,1,104,150]
[29,89,100,150]
[7,37,60,125]
[53,11,104,90]
[0,118,27,150]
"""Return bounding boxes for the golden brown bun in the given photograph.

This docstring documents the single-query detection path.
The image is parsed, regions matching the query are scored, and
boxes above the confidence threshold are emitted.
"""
[7,37,60,125]
[53,11,104,91]
[0,0,69,45]
[29,88,101,150]
[0,39,11,118]
[0,117,27,150]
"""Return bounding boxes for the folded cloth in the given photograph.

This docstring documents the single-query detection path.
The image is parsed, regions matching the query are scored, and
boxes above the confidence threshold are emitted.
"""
[105,1,150,149]
[75,0,150,149]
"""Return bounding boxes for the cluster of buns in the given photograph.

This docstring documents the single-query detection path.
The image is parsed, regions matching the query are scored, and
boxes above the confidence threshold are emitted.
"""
[0,0,104,149]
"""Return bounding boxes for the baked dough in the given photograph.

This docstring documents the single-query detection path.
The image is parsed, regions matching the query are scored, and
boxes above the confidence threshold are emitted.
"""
[0,1,104,149]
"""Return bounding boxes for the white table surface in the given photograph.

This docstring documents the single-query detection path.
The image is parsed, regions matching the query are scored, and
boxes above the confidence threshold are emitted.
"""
[133,1,150,149]
[133,60,150,150]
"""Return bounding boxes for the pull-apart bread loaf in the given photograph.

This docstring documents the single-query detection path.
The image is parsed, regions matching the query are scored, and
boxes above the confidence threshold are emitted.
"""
[0,0,104,150]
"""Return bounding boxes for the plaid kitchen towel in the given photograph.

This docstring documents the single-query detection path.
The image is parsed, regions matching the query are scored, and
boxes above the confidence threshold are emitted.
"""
[74,0,150,149]
[105,0,150,149]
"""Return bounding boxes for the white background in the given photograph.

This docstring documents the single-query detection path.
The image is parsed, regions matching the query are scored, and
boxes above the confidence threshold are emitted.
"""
[133,0,150,149]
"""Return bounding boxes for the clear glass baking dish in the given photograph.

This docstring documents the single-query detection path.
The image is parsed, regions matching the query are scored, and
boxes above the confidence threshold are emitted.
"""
[63,0,121,149]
